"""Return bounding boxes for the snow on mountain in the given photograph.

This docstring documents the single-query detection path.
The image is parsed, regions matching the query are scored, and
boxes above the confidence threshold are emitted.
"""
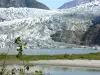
[59,0,100,9]
[0,2,100,48]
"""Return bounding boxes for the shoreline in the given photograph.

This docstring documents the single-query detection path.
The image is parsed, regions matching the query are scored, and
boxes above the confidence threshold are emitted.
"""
[32,60,100,68]
[0,60,100,68]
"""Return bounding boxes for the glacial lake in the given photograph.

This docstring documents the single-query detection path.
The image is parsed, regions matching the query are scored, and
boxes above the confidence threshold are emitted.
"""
[0,48,100,55]
[33,65,100,75]
[1,65,100,75]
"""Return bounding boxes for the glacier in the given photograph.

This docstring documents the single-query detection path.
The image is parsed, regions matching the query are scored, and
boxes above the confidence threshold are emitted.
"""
[0,1,100,49]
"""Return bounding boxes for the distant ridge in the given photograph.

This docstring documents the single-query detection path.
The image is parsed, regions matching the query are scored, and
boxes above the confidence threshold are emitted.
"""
[59,0,99,9]
[0,0,49,10]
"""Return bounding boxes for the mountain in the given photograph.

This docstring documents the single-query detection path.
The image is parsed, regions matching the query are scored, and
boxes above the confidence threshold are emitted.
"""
[0,0,49,10]
[0,1,100,48]
[81,22,100,45]
[81,16,100,45]
[59,0,99,9]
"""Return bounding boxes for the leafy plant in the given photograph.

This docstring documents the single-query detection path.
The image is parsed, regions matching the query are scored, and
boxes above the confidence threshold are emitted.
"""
[0,36,44,75]
[14,36,27,59]
[14,36,44,75]
[32,70,44,75]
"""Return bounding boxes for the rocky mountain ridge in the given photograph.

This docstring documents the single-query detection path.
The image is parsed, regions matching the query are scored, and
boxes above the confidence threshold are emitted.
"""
[59,0,100,9]
[0,0,49,10]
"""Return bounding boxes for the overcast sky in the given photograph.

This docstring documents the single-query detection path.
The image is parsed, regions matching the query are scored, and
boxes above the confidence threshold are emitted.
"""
[39,0,73,9]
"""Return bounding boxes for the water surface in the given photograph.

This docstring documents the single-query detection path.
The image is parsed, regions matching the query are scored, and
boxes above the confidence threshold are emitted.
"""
[0,48,100,55]
[1,65,100,75]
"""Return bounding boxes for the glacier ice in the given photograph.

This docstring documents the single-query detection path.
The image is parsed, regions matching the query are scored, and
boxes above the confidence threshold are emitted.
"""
[0,2,100,49]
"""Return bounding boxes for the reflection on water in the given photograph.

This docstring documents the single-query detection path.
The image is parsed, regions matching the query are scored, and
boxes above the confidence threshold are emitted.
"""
[1,65,100,75]
[0,48,100,55]
[39,65,100,75]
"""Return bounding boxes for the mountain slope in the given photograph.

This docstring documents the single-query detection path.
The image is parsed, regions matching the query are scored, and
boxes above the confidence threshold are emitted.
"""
[81,23,100,45]
[0,0,49,10]
[59,0,99,9]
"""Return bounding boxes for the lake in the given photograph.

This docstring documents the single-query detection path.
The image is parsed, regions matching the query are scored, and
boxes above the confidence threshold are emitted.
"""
[1,65,100,75]
[38,65,100,75]
[0,48,100,55]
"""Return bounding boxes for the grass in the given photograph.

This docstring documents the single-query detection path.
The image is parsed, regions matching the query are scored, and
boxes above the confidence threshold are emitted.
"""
[0,53,100,61]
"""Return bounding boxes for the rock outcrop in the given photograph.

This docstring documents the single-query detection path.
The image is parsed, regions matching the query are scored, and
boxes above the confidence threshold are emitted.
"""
[81,16,100,45]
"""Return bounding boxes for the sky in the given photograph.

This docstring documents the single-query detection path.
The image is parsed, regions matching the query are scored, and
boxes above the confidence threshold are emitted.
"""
[39,0,73,9]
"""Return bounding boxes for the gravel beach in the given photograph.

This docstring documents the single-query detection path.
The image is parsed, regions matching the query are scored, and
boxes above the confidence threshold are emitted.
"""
[1,60,100,68]
[31,60,100,68]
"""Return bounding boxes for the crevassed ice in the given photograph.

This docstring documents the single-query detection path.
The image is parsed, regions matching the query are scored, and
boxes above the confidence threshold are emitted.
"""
[0,1,100,48]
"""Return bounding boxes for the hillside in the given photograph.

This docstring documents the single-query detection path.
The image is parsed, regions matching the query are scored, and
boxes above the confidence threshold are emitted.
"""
[0,0,49,10]
[59,0,99,9]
